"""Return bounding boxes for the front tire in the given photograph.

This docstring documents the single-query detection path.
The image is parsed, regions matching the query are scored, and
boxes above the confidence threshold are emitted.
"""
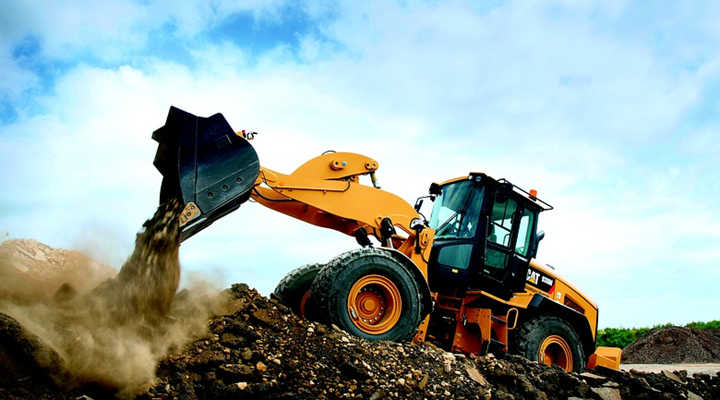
[309,249,423,342]
[273,263,324,317]
[513,315,585,372]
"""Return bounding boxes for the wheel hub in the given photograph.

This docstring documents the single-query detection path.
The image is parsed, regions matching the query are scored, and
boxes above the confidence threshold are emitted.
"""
[539,335,573,372]
[347,274,401,334]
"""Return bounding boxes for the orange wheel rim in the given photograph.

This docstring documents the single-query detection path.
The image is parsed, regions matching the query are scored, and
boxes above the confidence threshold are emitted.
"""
[347,274,402,335]
[539,335,573,372]
[298,289,311,317]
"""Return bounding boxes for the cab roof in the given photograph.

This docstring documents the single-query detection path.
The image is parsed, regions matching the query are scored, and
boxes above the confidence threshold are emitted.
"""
[433,172,553,212]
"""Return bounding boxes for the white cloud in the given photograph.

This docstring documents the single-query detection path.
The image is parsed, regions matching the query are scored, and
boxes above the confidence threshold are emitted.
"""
[2,0,720,328]
[1,0,293,61]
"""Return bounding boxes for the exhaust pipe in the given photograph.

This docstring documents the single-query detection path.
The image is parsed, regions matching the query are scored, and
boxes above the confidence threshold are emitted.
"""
[152,106,260,241]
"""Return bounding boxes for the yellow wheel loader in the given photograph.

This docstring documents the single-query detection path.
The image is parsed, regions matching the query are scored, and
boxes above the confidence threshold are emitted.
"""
[151,107,621,372]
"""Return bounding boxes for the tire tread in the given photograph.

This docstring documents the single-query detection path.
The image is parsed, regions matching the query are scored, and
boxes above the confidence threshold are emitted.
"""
[308,248,422,342]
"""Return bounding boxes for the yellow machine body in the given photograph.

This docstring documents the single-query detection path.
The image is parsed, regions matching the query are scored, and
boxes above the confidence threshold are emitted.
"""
[152,107,621,372]
[249,153,617,371]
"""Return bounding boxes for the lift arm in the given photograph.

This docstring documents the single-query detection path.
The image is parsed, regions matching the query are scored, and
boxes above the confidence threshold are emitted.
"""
[151,106,434,271]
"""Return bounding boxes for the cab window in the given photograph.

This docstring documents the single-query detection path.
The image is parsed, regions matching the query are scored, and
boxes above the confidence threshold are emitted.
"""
[488,196,517,247]
[514,208,535,257]
[429,181,483,240]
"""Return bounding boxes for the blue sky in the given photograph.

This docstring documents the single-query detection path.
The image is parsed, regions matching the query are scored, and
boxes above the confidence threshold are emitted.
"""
[1,0,719,328]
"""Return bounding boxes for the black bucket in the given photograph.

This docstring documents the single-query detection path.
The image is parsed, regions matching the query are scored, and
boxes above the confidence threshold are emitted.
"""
[152,106,260,241]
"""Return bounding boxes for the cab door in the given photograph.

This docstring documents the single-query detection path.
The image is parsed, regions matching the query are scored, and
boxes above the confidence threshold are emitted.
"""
[426,180,484,292]
[471,191,537,299]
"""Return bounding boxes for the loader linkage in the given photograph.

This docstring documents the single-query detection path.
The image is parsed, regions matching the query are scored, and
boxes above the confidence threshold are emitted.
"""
[151,106,622,373]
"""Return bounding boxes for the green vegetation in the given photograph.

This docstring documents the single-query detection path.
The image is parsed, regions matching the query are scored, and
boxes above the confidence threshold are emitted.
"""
[684,320,720,330]
[596,320,719,348]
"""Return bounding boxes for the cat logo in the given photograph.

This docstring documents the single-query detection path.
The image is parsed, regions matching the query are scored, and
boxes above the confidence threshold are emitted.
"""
[526,269,540,284]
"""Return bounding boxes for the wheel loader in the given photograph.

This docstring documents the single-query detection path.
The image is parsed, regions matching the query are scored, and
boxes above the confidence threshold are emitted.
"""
[151,106,622,372]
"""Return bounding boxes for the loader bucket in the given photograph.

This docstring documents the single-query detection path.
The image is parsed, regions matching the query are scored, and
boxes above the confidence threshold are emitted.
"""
[152,106,260,241]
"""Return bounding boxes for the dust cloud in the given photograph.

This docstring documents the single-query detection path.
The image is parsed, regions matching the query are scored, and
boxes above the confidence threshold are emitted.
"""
[0,200,226,397]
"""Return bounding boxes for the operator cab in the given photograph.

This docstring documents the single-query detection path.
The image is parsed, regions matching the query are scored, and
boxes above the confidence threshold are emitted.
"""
[425,173,552,299]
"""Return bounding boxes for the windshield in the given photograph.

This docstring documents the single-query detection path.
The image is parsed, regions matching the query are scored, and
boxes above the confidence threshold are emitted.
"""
[429,181,483,240]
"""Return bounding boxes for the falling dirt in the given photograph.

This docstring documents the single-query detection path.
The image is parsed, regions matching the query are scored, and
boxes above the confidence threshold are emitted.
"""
[87,199,182,321]
[0,200,223,398]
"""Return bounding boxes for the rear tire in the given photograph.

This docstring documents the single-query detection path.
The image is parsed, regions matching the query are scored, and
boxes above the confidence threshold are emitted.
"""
[273,263,324,316]
[513,315,585,372]
[308,248,423,342]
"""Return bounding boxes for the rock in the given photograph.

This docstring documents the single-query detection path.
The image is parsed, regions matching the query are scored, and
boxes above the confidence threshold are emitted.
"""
[661,370,684,384]
[251,309,274,326]
[591,387,622,400]
[189,350,225,367]
[220,332,245,347]
[580,372,607,383]
[369,390,385,400]
[418,374,429,389]
[0,313,66,385]
[235,382,248,390]
[687,390,703,400]
[466,366,489,386]
[256,361,267,373]
[219,363,254,379]
[442,352,455,373]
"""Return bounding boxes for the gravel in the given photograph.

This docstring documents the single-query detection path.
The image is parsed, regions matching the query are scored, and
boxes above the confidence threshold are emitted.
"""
[623,326,720,364]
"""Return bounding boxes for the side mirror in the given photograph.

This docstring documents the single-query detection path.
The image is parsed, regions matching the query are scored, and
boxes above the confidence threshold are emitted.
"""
[414,198,424,212]
[429,183,442,196]
[530,230,545,258]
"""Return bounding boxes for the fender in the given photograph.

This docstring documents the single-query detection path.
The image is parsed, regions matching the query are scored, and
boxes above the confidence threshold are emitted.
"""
[527,294,595,360]
[379,247,433,317]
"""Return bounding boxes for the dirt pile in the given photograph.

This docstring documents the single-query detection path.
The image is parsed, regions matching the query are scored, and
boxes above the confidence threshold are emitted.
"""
[1,281,719,399]
[623,326,720,364]
[136,284,720,400]
[0,238,116,304]
[0,200,222,398]
[710,329,720,341]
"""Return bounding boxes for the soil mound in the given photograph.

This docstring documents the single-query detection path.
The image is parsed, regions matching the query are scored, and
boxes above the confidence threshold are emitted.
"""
[0,238,116,304]
[0,200,223,398]
[136,284,720,400]
[623,326,720,364]
[1,282,719,399]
